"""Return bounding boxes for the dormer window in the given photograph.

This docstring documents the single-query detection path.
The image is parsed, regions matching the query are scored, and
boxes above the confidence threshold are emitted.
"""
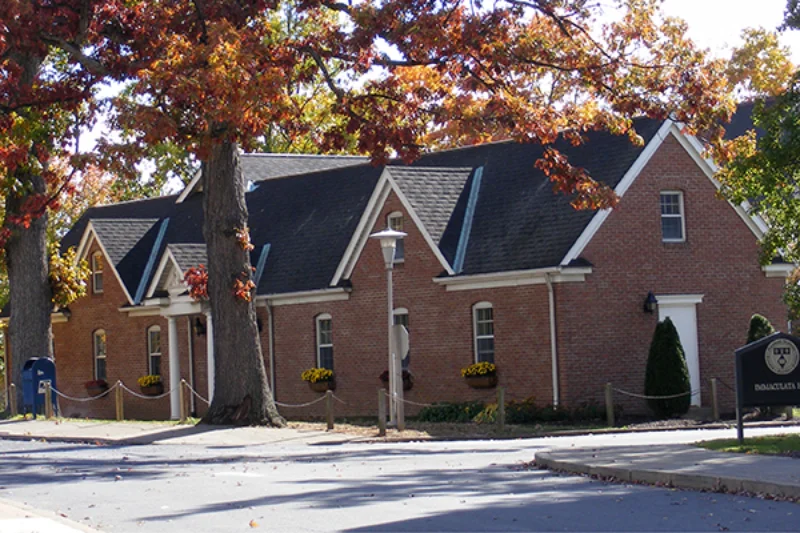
[660,191,685,243]
[91,252,104,294]
[387,212,404,262]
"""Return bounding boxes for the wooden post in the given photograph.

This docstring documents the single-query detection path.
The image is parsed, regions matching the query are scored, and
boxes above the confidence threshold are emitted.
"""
[497,387,506,432]
[378,388,387,437]
[710,378,720,421]
[9,383,17,417]
[115,381,124,421]
[605,382,615,427]
[179,379,187,423]
[325,390,334,430]
[44,382,53,419]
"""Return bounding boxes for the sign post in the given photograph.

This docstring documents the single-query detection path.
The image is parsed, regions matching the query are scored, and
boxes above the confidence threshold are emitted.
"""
[735,332,800,444]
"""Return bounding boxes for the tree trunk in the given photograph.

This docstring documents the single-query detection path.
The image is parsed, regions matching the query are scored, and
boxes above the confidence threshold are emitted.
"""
[5,170,53,412]
[201,137,285,426]
[3,52,52,413]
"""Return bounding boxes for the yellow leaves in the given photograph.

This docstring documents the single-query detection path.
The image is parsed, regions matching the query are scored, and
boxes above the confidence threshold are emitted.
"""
[49,246,90,309]
[727,28,795,97]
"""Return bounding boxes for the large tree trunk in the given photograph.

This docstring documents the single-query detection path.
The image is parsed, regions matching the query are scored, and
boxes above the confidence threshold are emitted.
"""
[3,52,52,413]
[201,137,285,426]
[5,170,53,412]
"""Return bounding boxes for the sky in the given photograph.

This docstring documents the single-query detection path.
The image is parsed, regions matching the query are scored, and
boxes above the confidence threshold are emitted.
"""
[660,0,799,62]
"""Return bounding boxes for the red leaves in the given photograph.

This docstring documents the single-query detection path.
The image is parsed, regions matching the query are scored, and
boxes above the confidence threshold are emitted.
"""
[184,265,209,301]
[233,272,256,303]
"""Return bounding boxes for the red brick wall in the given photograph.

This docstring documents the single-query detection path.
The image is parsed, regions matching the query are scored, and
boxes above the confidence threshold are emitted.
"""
[271,192,554,418]
[556,134,786,414]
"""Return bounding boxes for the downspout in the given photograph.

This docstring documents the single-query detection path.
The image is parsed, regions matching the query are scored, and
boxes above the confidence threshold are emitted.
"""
[546,274,560,406]
[186,316,196,415]
[267,301,276,398]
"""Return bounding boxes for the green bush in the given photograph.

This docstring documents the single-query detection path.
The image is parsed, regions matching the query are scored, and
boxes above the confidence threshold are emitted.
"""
[471,397,605,425]
[416,401,485,423]
[746,313,775,344]
[644,318,691,418]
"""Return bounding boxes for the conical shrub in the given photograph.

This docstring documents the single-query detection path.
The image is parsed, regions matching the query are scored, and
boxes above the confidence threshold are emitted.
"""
[644,318,691,418]
[746,314,775,344]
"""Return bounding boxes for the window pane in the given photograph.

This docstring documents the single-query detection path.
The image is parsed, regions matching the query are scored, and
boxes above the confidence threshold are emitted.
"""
[389,216,405,261]
[150,355,161,376]
[661,217,683,240]
[477,338,495,363]
[477,307,493,322]
[393,313,409,328]
[660,194,681,215]
[96,358,107,381]
[94,273,103,293]
[95,332,106,356]
[149,330,161,355]
[318,319,332,345]
[319,347,334,370]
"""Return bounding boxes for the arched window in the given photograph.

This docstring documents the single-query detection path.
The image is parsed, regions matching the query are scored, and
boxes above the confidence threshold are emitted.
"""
[93,329,107,381]
[316,314,333,370]
[147,326,161,376]
[387,211,405,262]
[91,252,104,294]
[472,302,494,363]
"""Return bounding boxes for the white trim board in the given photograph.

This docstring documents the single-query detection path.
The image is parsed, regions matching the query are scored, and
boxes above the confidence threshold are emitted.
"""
[763,264,795,278]
[259,288,351,307]
[146,247,183,299]
[655,294,704,306]
[432,266,592,292]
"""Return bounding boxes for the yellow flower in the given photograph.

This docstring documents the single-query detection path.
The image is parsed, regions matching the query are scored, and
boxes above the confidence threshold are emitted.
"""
[461,362,497,378]
[301,368,334,383]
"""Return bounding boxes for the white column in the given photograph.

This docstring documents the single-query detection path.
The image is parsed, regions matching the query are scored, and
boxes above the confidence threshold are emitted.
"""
[168,316,180,419]
[206,312,215,403]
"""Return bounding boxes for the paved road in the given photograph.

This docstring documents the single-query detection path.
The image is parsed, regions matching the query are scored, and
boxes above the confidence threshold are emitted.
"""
[1,427,799,532]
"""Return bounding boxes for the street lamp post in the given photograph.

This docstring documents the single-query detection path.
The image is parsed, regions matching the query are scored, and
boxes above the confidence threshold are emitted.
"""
[370,228,407,428]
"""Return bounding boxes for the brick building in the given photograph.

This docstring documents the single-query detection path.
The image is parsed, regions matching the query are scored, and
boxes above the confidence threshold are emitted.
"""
[10,112,791,420]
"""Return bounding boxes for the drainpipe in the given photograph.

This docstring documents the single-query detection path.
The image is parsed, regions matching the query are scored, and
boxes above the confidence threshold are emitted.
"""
[546,274,560,406]
[267,301,276,397]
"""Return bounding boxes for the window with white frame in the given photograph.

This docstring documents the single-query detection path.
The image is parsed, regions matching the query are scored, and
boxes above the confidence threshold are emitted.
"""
[393,308,410,369]
[473,302,495,363]
[316,314,333,370]
[91,252,104,293]
[387,212,405,262]
[147,326,161,376]
[660,191,685,242]
[93,329,107,381]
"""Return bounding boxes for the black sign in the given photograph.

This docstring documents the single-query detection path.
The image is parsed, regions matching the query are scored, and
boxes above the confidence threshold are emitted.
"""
[735,332,800,408]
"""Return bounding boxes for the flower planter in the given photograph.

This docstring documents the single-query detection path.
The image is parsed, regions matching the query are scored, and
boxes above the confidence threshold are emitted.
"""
[465,375,498,389]
[86,385,108,397]
[308,380,335,393]
[140,383,164,396]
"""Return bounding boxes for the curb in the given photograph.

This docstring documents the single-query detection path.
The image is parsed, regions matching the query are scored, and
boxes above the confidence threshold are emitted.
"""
[535,452,800,500]
[0,496,101,532]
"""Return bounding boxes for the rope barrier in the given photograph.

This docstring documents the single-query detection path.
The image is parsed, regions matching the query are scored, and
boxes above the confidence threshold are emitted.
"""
[182,381,210,405]
[612,387,700,400]
[383,390,434,408]
[274,395,328,408]
[716,378,737,392]
[52,382,118,402]
[119,382,172,401]
[331,393,348,405]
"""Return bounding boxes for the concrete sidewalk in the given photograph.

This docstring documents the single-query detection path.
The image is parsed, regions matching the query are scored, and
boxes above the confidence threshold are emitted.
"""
[536,444,800,499]
[0,497,99,532]
[0,419,355,446]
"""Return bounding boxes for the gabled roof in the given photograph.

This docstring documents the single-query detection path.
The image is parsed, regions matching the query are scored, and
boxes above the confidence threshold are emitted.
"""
[177,153,370,203]
[62,115,726,305]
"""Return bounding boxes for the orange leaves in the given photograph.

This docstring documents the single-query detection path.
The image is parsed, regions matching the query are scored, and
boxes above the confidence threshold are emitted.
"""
[184,265,209,301]
[233,273,256,303]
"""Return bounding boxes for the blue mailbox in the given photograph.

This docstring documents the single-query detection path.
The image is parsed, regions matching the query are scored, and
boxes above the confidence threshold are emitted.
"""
[22,357,57,416]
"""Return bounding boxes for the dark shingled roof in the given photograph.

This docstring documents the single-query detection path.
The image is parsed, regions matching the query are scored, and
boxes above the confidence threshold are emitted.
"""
[240,153,369,181]
[388,167,474,247]
[61,117,667,301]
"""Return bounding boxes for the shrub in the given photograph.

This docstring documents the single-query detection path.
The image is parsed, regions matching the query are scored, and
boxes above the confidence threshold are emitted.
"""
[644,318,691,418]
[461,362,496,377]
[300,368,334,383]
[137,375,162,387]
[472,397,605,425]
[416,401,485,423]
[746,313,775,344]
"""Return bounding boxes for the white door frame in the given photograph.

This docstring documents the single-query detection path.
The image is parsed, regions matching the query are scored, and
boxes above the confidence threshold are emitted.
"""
[656,294,704,407]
